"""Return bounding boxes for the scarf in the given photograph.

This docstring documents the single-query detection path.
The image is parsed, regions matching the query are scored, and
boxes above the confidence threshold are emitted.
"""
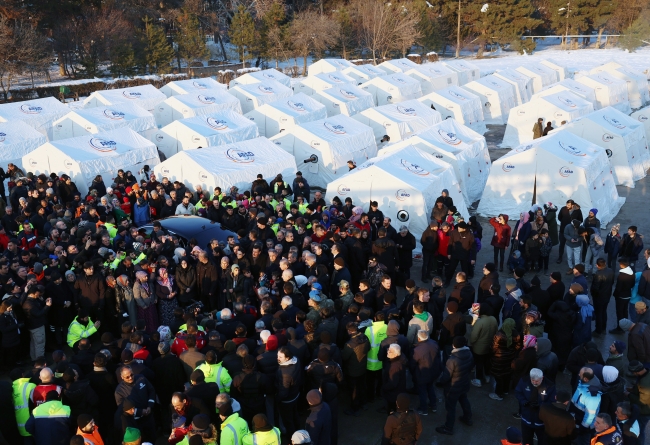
[136,271,150,294]
[157,267,174,291]
[523,334,537,349]
[349,206,363,223]
[413,311,429,322]
[576,294,594,323]
[515,212,529,239]
[502,318,515,347]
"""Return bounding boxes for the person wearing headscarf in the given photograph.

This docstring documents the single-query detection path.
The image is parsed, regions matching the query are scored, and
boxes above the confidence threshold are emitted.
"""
[320,210,332,230]
[523,310,545,338]
[572,294,594,347]
[155,267,178,327]
[512,212,531,255]
[133,270,158,333]
[116,274,138,326]
[490,318,521,401]
[511,335,538,396]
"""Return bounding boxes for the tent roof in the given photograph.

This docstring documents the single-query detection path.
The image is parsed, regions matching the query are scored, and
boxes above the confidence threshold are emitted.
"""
[231,79,293,99]
[432,85,480,104]
[540,79,595,97]
[379,58,420,72]
[538,91,593,112]
[163,77,226,92]
[84,84,166,108]
[169,109,257,137]
[407,118,485,157]
[0,119,46,144]
[57,103,155,131]
[468,74,514,92]
[165,88,241,109]
[361,100,441,127]
[409,63,456,79]
[299,114,374,147]
[443,59,480,72]
[0,97,69,128]
[343,64,385,78]
[575,106,643,137]
[238,69,291,87]
[259,92,326,121]
[362,74,422,95]
[495,68,533,83]
[43,128,155,161]
[311,72,356,85]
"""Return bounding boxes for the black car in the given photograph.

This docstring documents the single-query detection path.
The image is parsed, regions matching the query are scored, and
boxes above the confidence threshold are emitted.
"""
[138,216,236,250]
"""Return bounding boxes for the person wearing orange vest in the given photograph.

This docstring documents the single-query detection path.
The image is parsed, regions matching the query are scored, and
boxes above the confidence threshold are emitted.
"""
[76,414,105,445]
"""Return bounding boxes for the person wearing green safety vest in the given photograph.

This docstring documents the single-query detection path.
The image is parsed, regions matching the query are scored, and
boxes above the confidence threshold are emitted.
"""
[365,311,388,401]
[11,369,36,438]
[67,309,100,348]
[242,414,281,445]
[195,350,232,393]
[25,392,71,445]
[218,397,249,445]
[176,413,218,445]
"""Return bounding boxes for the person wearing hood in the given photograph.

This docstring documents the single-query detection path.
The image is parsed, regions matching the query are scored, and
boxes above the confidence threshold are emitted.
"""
[583,226,604,275]
[619,318,650,365]
[437,189,454,209]
[406,301,433,346]
[512,212,531,256]
[382,393,422,445]
[490,318,521,401]
[515,368,556,445]
[610,259,636,334]
[572,294,594,347]
[563,219,583,275]
[276,347,302,437]
[436,336,474,435]
[571,367,603,443]
[599,366,626,421]
[536,338,558,383]
[523,310,545,338]
[502,279,523,330]
[242,413,280,445]
[527,276,551,322]
[304,389,331,445]
[619,226,644,272]
[430,198,448,226]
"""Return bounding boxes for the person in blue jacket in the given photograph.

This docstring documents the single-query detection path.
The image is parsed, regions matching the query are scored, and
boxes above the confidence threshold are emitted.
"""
[515,368,557,445]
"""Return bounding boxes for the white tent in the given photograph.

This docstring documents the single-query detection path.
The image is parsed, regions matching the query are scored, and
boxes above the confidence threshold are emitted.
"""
[312,85,376,117]
[360,74,422,105]
[378,58,421,74]
[228,69,292,88]
[442,60,480,85]
[539,59,568,82]
[382,118,490,204]
[342,64,386,84]
[159,77,227,97]
[228,80,294,114]
[154,137,296,193]
[152,110,259,159]
[0,120,47,169]
[23,129,160,195]
[308,59,355,76]
[418,86,487,134]
[477,131,625,226]
[461,75,517,125]
[533,79,598,109]
[556,107,650,187]
[296,72,357,96]
[246,92,327,138]
[501,92,594,148]
[352,100,442,145]
[0,97,68,140]
[590,63,650,109]
[269,114,377,188]
[405,64,459,95]
[325,145,467,240]
[83,85,166,113]
[153,89,242,127]
[630,106,650,143]
[494,69,533,105]
[52,104,157,141]
[515,64,557,93]
[575,73,631,113]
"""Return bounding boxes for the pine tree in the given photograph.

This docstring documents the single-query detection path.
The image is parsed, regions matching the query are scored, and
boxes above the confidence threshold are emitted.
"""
[334,7,356,59]
[229,5,256,68]
[177,12,209,65]
[109,41,138,77]
[414,0,445,53]
[138,17,175,74]
[619,8,650,51]
[260,1,287,61]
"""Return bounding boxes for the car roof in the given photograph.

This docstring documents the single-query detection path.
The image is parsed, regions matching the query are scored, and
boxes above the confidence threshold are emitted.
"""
[156,216,236,241]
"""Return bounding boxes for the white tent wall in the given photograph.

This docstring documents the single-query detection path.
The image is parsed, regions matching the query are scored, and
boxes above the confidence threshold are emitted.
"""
[405,64,459,95]
[23,129,160,195]
[307,59,355,76]
[82,85,166,113]
[591,63,650,109]
[378,58,421,74]
[154,137,297,193]
[539,59,568,82]
[352,100,442,145]
[461,75,516,125]
[630,106,650,144]
[360,74,423,105]
[153,89,243,127]
[342,65,386,84]
[575,73,631,113]
[295,72,357,96]
[53,104,157,141]
[382,118,490,204]
[312,86,376,117]
[494,69,533,106]
[159,78,227,97]
[441,60,480,85]
[533,80,598,109]
[555,107,649,187]
[500,92,594,148]
[228,69,291,88]
[418,86,487,134]
[245,93,327,138]
[0,97,69,140]
[515,65,557,94]
[269,114,378,189]
[152,110,259,159]
[228,80,294,114]
[0,120,47,169]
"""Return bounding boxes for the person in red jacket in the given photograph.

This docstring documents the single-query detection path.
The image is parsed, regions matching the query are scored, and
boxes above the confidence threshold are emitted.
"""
[436,222,452,277]
[490,215,512,272]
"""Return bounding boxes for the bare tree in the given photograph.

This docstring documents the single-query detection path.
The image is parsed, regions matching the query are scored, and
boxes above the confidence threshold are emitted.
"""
[289,8,339,75]
[0,19,48,100]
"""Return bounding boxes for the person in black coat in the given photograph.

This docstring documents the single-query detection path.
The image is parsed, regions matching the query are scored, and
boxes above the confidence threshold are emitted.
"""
[436,336,474,435]
[186,370,221,424]
[547,272,566,303]
[565,341,604,390]
[378,320,411,364]
[0,300,20,369]
[538,390,576,445]
[477,263,499,304]
[449,274,475,315]
[591,258,615,335]
[527,276,551,322]
[393,226,416,280]
[546,299,575,370]
[438,301,467,356]
[150,343,186,417]
[610,259,636,333]
[86,353,118,445]
[381,344,408,413]
[410,333,442,413]
[305,389,332,445]
[556,200,583,262]
[0,379,21,445]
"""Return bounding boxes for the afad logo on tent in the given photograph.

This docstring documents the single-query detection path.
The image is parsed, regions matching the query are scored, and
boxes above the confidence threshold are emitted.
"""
[262,72,277,80]
[395,189,411,201]
[226,148,255,163]
[340,89,357,99]
[559,140,586,156]
[328,74,345,83]
[597,74,613,85]
[324,122,346,135]
[392,76,407,84]
[27,158,38,168]
[0,132,6,143]
[206,117,229,130]
[287,100,306,112]
[437,129,461,145]
[20,104,43,114]
[197,171,210,182]
[258,85,275,94]
[449,90,467,101]
[401,159,429,176]
[122,91,141,100]
[337,184,350,195]
[559,166,574,177]
[88,137,117,152]
[197,95,216,104]
[502,162,515,172]
[103,109,125,120]
[638,114,649,123]
[514,143,534,153]
[558,95,577,108]
[603,115,626,129]
[160,167,171,175]
[429,68,443,75]
[396,105,417,116]
[192,81,208,89]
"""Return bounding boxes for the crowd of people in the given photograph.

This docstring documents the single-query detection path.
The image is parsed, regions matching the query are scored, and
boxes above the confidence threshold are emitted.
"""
[0,165,648,445]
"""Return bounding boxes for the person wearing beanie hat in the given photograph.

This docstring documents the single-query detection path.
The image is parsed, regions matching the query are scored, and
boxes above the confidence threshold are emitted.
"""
[502,426,523,444]
[477,262,499,303]
[242,414,281,445]
[76,414,105,445]
[218,397,249,445]
[291,430,311,445]
[123,427,141,445]
[382,393,422,445]
[305,389,331,445]
[584,209,600,236]
[502,279,523,329]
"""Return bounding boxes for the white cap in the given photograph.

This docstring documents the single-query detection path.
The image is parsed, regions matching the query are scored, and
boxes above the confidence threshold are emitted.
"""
[291,430,311,444]
[106,187,113,193]
[260,330,271,343]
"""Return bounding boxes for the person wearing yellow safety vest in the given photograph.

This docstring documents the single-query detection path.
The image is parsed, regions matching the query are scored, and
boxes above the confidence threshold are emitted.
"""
[365,311,388,402]
[195,350,232,393]
[219,397,249,445]
[11,369,36,439]
[270,174,292,196]
[67,309,100,348]
[25,392,72,445]
[242,414,281,445]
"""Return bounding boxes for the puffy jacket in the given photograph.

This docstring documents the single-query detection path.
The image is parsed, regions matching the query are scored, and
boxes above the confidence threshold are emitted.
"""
[436,228,450,257]
[491,329,521,377]
[470,315,498,356]
[410,339,441,385]
[25,400,71,445]
[628,322,650,364]
[619,234,644,262]
[572,380,602,427]
[305,402,331,445]
[22,296,50,330]
[489,216,511,249]
[614,267,636,299]
[515,376,556,427]
[588,232,604,257]
[341,331,370,377]
[439,346,474,396]
[196,261,218,298]
[133,202,151,225]
[535,338,558,382]
[447,229,476,261]
[74,273,105,309]
[420,225,439,252]
[276,357,302,403]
